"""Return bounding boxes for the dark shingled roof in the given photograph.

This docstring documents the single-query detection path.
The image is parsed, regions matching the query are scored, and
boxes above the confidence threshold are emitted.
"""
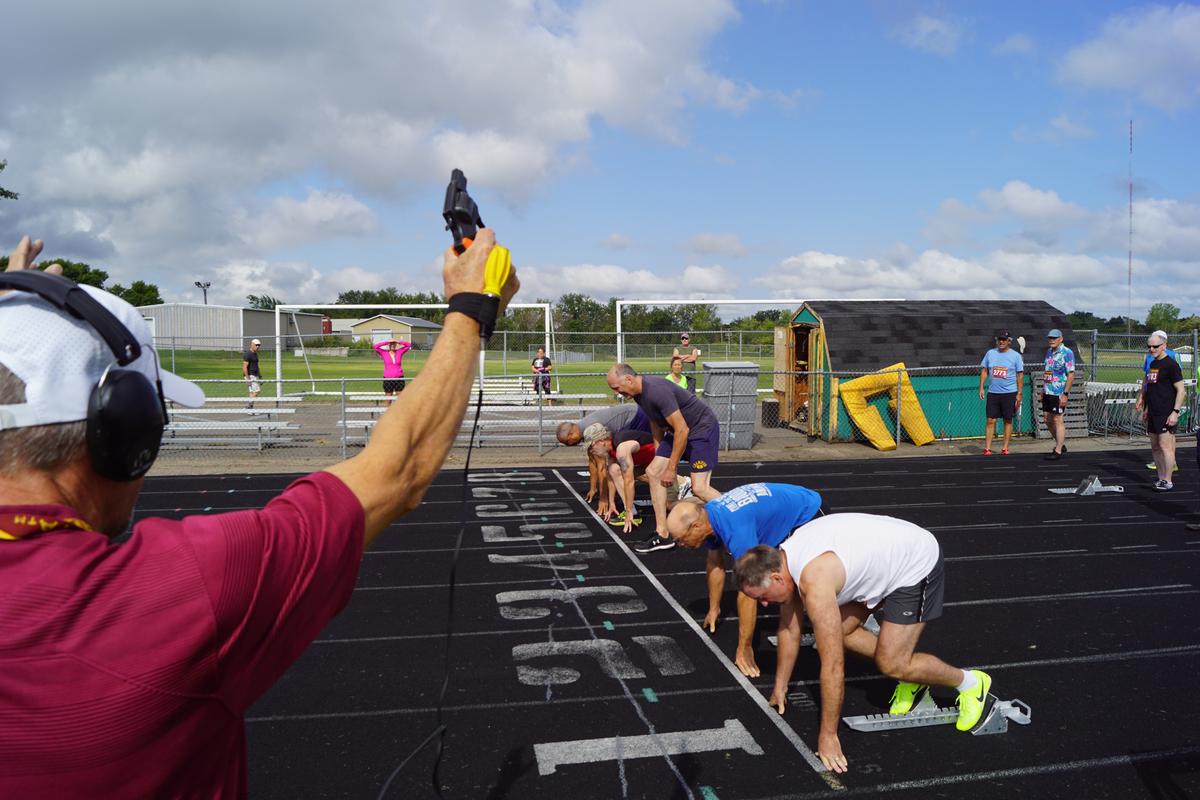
[803,300,1076,373]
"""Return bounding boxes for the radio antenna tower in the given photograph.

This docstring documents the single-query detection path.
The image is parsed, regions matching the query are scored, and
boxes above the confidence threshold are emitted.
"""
[1127,119,1133,335]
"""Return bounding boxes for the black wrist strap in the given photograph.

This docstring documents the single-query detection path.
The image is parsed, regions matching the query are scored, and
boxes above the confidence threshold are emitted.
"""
[447,292,499,339]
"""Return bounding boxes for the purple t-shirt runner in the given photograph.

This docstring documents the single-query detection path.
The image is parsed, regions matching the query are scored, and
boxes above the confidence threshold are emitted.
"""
[634,375,718,436]
[635,375,721,473]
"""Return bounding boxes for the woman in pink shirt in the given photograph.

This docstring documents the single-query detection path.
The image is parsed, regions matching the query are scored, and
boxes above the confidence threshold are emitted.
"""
[374,339,413,403]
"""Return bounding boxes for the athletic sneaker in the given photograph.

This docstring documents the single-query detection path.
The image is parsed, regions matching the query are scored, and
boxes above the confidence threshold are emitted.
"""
[677,477,693,501]
[607,511,643,528]
[955,670,992,731]
[1154,480,1174,492]
[1186,522,1200,531]
[888,682,927,715]
[634,534,676,553]
[1043,450,1062,461]
[1147,462,1180,472]
[1000,448,1010,455]
[982,449,993,455]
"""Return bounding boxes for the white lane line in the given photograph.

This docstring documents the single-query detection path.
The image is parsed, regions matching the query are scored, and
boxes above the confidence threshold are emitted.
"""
[945,548,1088,561]
[747,745,1200,799]
[946,583,1192,607]
[551,469,836,780]
[975,499,1013,504]
[1041,518,1082,523]
[927,523,1008,530]
[1110,514,1148,520]
[1111,544,1157,550]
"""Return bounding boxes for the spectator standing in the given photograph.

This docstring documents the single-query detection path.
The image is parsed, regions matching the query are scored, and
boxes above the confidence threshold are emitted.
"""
[978,330,1023,455]
[531,346,552,397]
[243,338,262,404]
[1135,332,1186,491]
[666,355,688,390]
[1041,329,1074,460]
[673,332,701,393]
[1141,330,1179,475]
[373,338,413,405]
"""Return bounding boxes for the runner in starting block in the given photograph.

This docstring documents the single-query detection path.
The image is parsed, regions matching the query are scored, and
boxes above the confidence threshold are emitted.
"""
[735,513,992,774]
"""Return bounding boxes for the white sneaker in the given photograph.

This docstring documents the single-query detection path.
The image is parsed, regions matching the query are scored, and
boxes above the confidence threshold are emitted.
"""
[677,477,693,501]
[1154,480,1174,491]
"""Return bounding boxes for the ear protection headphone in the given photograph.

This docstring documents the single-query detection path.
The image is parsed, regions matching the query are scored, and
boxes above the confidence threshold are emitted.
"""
[0,270,166,481]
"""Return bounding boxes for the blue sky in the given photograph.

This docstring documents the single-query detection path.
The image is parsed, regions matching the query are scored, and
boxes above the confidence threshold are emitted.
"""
[1,1,1197,321]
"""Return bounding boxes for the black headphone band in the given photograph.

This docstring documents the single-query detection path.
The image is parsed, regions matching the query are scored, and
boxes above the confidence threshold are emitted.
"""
[0,271,142,365]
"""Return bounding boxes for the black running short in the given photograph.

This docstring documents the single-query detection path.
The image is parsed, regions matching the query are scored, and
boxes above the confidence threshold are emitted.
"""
[383,379,405,394]
[1041,394,1065,414]
[1146,414,1177,435]
[875,548,944,625]
[986,392,1016,421]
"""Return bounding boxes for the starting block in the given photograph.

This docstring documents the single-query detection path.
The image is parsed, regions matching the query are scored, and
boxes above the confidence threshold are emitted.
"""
[1048,475,1124,496]
[842,688,1031,736]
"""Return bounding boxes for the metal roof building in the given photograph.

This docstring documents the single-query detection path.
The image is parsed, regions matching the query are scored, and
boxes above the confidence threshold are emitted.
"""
[137,303,325,351]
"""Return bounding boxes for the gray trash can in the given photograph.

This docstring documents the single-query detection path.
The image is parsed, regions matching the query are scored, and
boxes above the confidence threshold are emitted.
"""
[701,361,758,450]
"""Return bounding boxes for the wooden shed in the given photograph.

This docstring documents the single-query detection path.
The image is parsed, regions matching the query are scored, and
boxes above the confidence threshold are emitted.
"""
[774,300,1078,441]
[348,315,443,349]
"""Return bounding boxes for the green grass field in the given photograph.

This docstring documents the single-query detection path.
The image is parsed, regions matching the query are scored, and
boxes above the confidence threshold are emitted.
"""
[159,348,779,397]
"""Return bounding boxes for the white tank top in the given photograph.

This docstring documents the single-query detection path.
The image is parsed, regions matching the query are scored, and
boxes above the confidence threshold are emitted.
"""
[781,513,940,609]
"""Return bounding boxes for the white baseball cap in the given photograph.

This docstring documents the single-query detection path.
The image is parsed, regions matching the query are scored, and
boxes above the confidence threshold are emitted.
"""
[0,283,204,430]
[251,338,261,345]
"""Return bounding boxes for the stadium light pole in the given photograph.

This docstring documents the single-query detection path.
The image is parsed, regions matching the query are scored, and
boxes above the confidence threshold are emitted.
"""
[194,280,211,304]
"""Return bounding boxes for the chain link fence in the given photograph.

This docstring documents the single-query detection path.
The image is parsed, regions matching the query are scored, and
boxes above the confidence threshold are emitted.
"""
[150,356,1199,473]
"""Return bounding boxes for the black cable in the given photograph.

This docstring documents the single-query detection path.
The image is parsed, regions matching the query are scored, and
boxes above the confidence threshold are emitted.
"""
[377,359,485,800]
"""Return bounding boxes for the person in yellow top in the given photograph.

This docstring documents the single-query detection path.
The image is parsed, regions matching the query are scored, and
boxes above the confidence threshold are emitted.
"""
[665,355,688,390]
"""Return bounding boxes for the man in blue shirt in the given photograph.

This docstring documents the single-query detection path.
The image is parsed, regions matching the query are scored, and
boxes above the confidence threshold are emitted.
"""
[978,330,1024,455]
[665,482,824,677]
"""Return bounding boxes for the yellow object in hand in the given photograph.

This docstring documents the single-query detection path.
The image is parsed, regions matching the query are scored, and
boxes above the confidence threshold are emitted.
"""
[483,245,512,298]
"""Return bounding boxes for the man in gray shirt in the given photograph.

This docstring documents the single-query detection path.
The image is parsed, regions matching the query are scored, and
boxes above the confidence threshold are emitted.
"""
[557,404,650,504]
[607,363,721,552]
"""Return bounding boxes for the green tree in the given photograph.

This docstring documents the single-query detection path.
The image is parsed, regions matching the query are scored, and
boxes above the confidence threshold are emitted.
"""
[0,160,17,200]
[1067,310,1105,331]
[1145,302,1181,332]
[554,292,612,333]
[246,293,286,310]
[110,281,164,306]
[332,288,444,322]
[55,260,109,287]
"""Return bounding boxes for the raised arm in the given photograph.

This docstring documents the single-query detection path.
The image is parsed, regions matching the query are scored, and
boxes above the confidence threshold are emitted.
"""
[325,229,518,546]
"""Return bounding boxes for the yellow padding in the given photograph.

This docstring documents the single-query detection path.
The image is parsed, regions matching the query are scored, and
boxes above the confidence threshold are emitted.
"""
[838,362,935,450]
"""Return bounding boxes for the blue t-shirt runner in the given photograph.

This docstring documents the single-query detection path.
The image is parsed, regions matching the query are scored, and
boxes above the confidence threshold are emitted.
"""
[705,482,823,559]
[980,348,1024,394]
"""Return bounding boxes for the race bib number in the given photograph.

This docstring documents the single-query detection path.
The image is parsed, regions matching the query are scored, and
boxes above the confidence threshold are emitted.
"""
[1147,370,1159,384]
[991,367,1008,379]
[1043,372,1053,382]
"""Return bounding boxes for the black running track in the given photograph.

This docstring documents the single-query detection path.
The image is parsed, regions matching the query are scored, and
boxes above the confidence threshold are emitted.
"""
[136,449,1200,799]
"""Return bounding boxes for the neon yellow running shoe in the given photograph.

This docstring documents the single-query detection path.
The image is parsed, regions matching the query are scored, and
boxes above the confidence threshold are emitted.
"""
[607,511,643,528]
[888,682,926,715]
[955,670,992,731]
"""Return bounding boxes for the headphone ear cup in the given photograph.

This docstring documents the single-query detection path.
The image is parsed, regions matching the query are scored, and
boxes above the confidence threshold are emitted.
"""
[87,369,165,481]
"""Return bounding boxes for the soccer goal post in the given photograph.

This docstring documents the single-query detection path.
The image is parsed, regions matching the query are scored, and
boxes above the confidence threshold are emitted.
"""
[272,302,552,397]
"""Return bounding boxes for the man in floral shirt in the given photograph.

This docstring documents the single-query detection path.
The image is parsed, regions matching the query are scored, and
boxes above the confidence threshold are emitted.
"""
[1041,328,1075,460]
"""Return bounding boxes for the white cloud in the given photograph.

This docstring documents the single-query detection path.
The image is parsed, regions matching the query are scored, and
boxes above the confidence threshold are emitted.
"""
[513,261,738,301]
[684,232,747,258]
[602,233,634,250]
[0,0,750,289]
[993,32,1034,56]
[1046,114,1094,141]
[1059,4,1200,110]
[890,14,967,57]
[236,190,378,252]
